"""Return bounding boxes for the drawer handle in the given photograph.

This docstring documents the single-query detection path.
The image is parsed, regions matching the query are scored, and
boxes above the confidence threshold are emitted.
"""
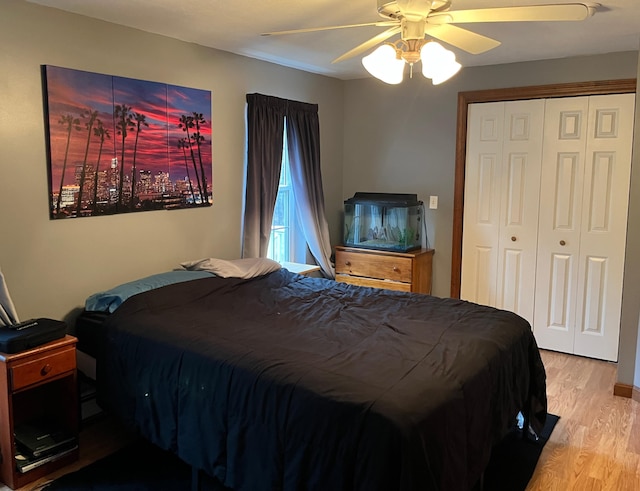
[393,266,399,272]
[345,261,351,266]
[41,364,52,376]
[511,236,517,242]
[560,240,566,246]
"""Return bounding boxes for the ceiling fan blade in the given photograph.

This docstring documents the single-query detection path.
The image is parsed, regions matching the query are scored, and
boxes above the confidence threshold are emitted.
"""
[429,4,593,24]
[423,24,501,54]
[332,25,402,63]
[262,21,398,36]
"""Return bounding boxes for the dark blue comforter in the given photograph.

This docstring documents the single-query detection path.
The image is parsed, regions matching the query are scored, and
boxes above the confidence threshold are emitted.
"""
[97,269,546,491]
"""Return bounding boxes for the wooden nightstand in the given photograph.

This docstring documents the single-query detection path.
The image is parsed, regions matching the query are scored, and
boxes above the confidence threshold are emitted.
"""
[0,335,79,489]
[335,246,434,294]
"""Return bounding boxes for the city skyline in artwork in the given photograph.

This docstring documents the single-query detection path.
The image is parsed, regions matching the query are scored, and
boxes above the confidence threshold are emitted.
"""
[43,65,212,219]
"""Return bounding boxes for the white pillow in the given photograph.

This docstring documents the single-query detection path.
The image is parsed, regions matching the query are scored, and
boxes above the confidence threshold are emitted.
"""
[180,257,281,278]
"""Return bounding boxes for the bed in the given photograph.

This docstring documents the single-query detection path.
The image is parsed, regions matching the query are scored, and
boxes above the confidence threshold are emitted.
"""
[74,261,547,491]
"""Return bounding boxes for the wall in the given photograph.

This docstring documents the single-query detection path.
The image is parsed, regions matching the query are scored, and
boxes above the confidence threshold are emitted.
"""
[628,49,640,387]
[0,0,344,322]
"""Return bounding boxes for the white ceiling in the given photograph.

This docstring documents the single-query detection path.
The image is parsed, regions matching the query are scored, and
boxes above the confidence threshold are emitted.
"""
[24,0,640,80]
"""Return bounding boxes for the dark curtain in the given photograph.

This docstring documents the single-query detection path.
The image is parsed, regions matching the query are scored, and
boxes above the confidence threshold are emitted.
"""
[286,101,334,278]
[242,94,335,279]
[242,94,286,258]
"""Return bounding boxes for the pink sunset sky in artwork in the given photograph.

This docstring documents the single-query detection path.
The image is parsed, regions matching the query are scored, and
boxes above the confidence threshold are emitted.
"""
[44,65,212,193]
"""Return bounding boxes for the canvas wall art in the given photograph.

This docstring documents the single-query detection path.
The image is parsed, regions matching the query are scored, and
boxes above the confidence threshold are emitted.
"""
[42,65,212,219]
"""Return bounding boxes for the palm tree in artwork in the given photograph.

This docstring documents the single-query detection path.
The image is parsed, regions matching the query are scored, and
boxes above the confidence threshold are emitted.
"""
[114,104,135,210]
[190,112,210,205]
[91,121,111,213]
[177,138,197,204]
[129,111,149,211]
[54,114,81,217]
[178,115,204,204]
[76,109,99,217]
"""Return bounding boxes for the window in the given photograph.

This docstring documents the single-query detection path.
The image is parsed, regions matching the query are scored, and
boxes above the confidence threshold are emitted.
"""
[267,153,293,262]
[267,128,303,263]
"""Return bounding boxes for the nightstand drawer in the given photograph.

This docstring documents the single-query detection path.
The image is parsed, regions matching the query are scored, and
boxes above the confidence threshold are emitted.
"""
[11,347,76,391]
[335,250,413,283]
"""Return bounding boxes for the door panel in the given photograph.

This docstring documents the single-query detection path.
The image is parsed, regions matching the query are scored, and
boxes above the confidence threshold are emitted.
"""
[553,153,580,230]
[495,101,544,325]
[581,255,606,334]
[533,97,588,352]
[573,93,635,361]
[586,152,614,232]
[500,248,523,313]
[548,253,572,329]
[471,246,495,305]
[461,103,503,306]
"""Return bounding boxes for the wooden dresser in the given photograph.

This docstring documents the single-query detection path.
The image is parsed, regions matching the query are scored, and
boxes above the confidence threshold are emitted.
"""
[335,246,434,294]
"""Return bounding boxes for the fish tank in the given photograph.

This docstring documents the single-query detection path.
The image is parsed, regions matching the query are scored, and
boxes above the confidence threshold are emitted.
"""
[343,192,423,252]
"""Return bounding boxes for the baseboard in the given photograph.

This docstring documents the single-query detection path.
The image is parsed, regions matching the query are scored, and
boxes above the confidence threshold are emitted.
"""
[613,382,636,399]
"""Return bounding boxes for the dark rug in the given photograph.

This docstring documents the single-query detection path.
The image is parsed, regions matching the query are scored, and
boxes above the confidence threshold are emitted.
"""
[43,414,559,491]
[480,413,559,491]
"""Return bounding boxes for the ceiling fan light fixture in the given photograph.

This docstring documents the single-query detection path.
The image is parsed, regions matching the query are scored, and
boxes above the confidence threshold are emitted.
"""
[362,43,405,84]
[429,59,461,85]
[420,41,461,84]
[268,0,598,81]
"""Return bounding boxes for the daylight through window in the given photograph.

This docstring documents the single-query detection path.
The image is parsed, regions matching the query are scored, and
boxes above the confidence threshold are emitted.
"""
[267,128,297,263]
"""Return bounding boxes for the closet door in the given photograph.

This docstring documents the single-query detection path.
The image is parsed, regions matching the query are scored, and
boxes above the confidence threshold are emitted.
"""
[533,97,589,354]
[461,102,503,307]
[573,93,635,361]
[534,93,635,361]
[495,101,544,322]
[461,99,544,325]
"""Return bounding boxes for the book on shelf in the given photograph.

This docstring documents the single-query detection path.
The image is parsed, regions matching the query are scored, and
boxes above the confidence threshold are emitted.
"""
[14,419,77,458]
[14,443,77,474]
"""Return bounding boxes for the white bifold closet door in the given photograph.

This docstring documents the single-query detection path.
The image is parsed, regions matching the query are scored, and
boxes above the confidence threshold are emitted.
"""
[461,93,635,362]
[461,99,544,326]
[534,94,635,362]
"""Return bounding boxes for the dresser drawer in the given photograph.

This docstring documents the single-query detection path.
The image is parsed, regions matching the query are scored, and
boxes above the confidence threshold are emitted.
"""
[335,249,413,283]
[336,274,412,292]
[11,347,76,391]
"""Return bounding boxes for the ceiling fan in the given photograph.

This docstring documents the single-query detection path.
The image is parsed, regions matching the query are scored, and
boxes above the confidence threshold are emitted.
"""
[263,1,598,84]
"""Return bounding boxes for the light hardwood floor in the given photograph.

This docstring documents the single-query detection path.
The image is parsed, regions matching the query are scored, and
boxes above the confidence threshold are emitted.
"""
[4,349,640,491]
[528,350,640,491]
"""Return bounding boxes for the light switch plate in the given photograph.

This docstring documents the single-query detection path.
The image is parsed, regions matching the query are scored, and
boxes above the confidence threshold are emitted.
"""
[429,196,438,209]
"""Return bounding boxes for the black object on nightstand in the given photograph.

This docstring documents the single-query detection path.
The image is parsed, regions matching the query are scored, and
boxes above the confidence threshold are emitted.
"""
[0,318,67,354]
